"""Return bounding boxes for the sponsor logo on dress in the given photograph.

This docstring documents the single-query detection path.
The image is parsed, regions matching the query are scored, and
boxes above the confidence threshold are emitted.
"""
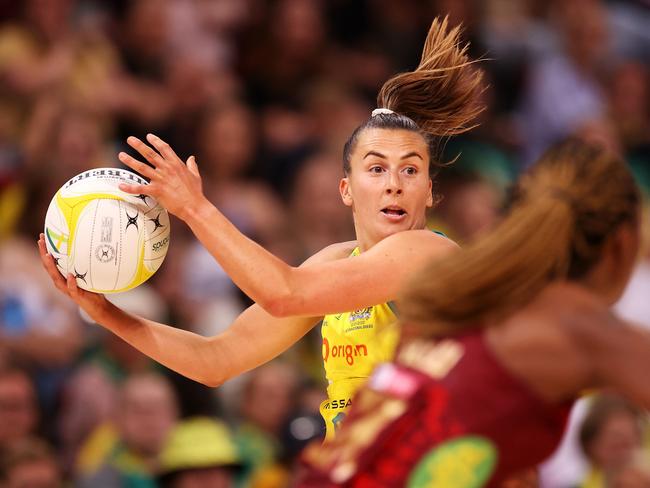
[322,338,368,365]
[322,398,352,410]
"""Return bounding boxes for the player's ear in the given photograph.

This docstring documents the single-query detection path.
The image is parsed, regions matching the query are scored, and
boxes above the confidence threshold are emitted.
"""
[340,178,353,207]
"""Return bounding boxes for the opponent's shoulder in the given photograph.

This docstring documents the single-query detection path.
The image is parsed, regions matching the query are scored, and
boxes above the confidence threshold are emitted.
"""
[534,283,621,341]
[301,240,359,266]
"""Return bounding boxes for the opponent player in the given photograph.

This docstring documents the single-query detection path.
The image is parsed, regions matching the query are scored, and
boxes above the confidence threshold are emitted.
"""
[299,139,650,486]
[38,18,484,441]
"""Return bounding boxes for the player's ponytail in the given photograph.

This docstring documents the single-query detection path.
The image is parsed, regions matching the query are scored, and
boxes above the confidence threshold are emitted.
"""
[376,16,484,138]
[400,139,640,333]
[343,16,485,176]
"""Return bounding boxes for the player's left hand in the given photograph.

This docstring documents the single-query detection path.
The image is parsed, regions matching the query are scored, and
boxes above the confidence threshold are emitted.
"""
[118,133,206,221]
[37,234,108,322]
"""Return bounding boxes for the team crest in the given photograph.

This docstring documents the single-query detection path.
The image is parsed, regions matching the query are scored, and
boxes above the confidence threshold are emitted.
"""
[350,307,372,322]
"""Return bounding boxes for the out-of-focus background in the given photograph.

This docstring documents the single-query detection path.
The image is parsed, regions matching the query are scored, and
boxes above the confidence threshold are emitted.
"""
[0,0,649,487]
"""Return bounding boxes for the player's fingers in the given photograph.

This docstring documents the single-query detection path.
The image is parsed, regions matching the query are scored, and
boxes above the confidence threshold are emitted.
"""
[118,182,152,196]
[126,136,166,168]
[54,274,71,295]
[146,133,179,162]
[38,236,70,295]
[67,273,82,298]
[187,155,200,177]
[37,233,48,258]
[118,152,157,180]
[38,235,60,274]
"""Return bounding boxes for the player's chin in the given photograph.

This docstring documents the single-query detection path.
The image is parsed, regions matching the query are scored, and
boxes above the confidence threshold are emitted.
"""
[377,220,413,237]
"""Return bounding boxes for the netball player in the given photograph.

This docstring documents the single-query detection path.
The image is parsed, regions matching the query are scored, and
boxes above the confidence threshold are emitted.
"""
[38,18,484,441]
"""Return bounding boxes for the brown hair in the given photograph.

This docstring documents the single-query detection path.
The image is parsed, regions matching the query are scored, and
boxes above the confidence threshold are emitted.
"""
[401,139,640,332]
[343,16,485,176]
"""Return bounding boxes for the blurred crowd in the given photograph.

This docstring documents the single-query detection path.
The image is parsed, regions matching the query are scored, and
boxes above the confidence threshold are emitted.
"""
[0,0,649,487]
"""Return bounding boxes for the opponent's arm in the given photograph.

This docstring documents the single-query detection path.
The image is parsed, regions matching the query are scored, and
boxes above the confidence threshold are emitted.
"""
[37,235,336,386]
[572,306,650,409]
[118,134,457,317]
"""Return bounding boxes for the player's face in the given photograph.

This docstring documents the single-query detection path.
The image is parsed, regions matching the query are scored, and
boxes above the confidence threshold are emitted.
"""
[340,128,433,248]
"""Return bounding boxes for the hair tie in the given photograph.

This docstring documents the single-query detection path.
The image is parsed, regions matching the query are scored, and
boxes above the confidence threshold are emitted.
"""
[371,108,395,117]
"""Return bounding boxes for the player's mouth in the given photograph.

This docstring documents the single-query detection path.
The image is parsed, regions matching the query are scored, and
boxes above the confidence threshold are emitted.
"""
[380,205,407,221]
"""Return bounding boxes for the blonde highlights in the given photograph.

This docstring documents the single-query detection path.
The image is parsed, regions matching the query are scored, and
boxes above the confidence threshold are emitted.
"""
[377,16,485,138]
[343,16,485,175]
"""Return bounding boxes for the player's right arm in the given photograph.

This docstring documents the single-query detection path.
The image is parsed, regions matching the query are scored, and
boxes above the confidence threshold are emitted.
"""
[37,235,351,386]
[85,301,317,386]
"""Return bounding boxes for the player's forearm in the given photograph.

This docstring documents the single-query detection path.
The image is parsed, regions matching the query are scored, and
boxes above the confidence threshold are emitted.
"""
[94,301,226,386]
[182,197,297,315]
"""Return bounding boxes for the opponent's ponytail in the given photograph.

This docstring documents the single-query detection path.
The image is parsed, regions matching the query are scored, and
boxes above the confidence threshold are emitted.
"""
[400,139,640,333]
[343,16,485,176]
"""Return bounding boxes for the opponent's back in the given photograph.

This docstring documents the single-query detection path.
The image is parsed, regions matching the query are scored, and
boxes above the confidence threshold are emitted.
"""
[302,330,572,487]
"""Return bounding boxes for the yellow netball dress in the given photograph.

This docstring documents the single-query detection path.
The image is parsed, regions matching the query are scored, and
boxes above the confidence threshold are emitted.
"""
[319,247,400,441]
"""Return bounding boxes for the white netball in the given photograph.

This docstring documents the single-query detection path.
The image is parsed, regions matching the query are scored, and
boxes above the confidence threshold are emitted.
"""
[43,167,170,293]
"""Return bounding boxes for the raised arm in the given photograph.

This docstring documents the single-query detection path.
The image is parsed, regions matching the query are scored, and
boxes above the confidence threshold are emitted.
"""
[179,205,454,317]
[37,235,330,386]
[118,134,458,317]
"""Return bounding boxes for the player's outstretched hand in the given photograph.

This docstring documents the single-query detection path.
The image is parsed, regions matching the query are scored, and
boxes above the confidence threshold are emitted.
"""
[117,133,205,221]
[37,234,108,321]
